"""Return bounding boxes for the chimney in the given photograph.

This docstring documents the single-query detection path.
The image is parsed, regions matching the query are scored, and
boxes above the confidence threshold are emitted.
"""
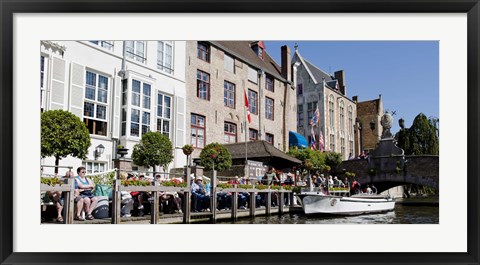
[352,95,358,103]
[281,45,291,81]
[334,70,346,95]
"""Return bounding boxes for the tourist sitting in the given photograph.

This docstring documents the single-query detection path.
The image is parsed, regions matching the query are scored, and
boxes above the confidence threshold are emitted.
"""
[74,167,98,221]
[191,176,210,212]
[130,174,151,216]
[366,185,373,194]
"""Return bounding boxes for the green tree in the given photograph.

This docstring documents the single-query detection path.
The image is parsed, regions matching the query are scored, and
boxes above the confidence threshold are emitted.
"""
[41,110,91,174]
[132,131,173,171]
[324,152,343,172]
[394,113,439,196]
[396,113,439,155]
[287,148,326,171]
[199,142,232,171]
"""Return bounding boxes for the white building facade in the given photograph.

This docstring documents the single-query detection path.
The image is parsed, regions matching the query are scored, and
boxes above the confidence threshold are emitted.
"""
[40,41,187,175]
[292,47,357,160]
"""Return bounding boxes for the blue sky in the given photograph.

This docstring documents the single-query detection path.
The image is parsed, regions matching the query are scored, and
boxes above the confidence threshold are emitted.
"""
[265,41,439,134]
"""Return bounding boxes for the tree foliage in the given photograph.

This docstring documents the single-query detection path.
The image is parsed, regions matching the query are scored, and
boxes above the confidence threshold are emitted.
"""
[395,113,439,155]
[287,148,343,173]
[41,110,91,172]
[132,131,173,170]
[395,113,439,196]
[324,152,343,170]
[199,142,232,171]
[287,148,325,170]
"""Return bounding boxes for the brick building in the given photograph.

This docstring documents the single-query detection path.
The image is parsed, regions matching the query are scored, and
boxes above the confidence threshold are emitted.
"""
[185,41,297,159]
[355,95,383,155]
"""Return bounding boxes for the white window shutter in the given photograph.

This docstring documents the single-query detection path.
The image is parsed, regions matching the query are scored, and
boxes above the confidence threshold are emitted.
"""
[50,56,66,110]
[175,96,185,147]
[69,62,85,118]
[248,66,258,84]
[112,76,122,138]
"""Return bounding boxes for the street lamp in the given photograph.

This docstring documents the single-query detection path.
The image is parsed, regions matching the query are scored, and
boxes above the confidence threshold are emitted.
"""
[399,118,405,129]
[94,144,105,160]
[355,118,363,155]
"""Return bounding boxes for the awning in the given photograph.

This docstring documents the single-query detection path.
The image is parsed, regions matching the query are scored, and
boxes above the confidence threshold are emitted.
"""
[289,131,308,148]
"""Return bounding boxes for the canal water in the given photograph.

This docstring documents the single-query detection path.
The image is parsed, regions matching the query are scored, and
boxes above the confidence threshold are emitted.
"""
[217,200,439,224]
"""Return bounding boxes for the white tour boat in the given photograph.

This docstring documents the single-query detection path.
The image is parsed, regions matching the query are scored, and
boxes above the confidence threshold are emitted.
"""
[296,188,395,215]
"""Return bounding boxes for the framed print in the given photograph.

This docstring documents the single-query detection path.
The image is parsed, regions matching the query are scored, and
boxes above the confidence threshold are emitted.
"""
[1,0,479,264]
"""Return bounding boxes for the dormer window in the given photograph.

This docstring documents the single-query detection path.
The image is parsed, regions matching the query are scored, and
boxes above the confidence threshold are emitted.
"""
[251,41,265,59]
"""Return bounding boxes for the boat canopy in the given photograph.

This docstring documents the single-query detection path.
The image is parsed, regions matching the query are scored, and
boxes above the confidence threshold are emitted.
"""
[289,131,308,148]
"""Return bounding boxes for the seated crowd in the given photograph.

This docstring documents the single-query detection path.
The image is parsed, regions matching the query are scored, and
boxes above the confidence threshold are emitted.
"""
[42,166,302,222]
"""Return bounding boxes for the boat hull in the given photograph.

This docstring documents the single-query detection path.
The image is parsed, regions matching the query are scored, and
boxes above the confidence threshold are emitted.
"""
[299,193,395,215]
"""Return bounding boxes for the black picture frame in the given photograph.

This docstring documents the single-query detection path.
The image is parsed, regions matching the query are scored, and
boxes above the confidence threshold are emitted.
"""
[1,0,479,264]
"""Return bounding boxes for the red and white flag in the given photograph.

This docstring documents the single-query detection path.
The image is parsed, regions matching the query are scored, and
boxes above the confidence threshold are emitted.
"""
[319,131,325,152]
[244,89,251,123]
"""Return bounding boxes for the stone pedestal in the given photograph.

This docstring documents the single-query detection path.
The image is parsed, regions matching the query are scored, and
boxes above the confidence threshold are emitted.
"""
[113,159,133,172]
[369,138,405,173]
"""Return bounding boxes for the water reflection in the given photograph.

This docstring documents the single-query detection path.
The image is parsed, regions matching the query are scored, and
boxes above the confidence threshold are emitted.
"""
[217,204,439,224]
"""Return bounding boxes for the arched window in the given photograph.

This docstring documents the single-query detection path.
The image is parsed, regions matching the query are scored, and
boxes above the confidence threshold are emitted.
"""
[339,101,345,132]
[348,106,353,135]
[328,95,335,129]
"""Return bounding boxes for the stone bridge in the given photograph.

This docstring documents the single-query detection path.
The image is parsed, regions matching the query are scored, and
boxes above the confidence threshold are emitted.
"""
[337,137,439,194]
[338,155,439,194]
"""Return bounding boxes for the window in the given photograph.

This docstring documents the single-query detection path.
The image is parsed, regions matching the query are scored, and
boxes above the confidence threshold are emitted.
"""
[130,79,151,137]
[249,128,258,141]
[157,93,172,137]
[223,81,236,108]
[297,105,304,126]
[341,137,346,157]
[125,41,146,63]
[297,84,303,95]
[265,97,274,120]
[40,56,47,111]
[197,42,210,62]
[265,75,274,92]
[258,47,264,59]
[349,140,354,158]
[84,70,109,136]
[339,101,345,132]
[224,54,235,73]
[265,133,274,145]
[348,106,353,135]
[89,41,114,50]
[197,70,210,100]
[329,95,335,128]
[121,80,127,136]
[330,134,335,151]
[191,114,205,148]
[307,101,317,122]
[82,161,106,174]
[157,41,174,74]
[248,90,258,115]
[224,122,237,144]
[248,66,258,84]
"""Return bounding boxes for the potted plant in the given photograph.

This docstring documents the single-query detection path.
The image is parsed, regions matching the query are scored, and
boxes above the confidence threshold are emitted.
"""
[182,144,194,156]
[117,144,129,158]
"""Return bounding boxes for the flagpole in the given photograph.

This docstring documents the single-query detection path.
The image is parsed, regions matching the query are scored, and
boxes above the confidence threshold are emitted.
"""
[244,90,249,180]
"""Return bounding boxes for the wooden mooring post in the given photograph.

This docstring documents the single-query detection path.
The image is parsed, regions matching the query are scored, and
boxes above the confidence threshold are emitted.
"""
[111,179,121,224]
[150,182,159,224]
[231,191,238,221]
[249,191,256,217]
[279,192,284,215]
[183,166,192,224]
[265,190,271,216]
